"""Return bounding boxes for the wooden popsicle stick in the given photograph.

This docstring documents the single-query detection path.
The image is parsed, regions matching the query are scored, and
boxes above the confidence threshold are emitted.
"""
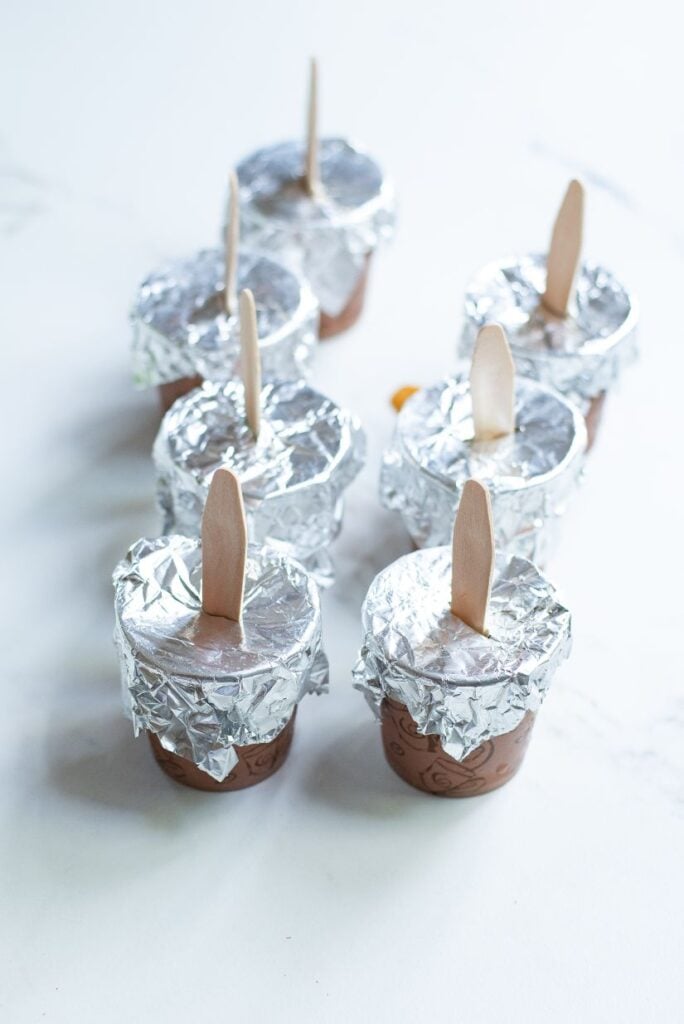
[224,170,239,316]
[201,467,247,622]
[542,178,585,318]
[470,323,515,441]
[239,288,261,439]
[450,479,495,636]
[304,57,321,198]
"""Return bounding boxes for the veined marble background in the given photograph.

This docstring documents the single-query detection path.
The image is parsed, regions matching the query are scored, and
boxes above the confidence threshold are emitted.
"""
[2,2,682,1021]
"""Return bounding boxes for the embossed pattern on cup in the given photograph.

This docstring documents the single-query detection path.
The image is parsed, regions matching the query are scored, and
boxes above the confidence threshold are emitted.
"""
[148,710,296,792]
[380,698,535,797]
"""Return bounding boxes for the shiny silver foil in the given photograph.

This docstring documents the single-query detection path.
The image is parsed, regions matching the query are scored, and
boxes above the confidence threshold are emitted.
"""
[131,248,319,388]
[236,138,396,317]
[153,379,366,587]
[380,375,586,564]
[113,535,328,781]
[353,548,572,760]
[460,254,638,407]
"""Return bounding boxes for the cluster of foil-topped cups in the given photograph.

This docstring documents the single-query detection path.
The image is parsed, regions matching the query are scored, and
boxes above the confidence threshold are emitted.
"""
[113,68,638,797]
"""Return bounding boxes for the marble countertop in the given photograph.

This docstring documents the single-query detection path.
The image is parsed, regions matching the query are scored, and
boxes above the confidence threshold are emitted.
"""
[2,2,683,1021]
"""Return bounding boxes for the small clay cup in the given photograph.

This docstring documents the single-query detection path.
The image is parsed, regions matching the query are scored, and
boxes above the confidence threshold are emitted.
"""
[148,710,296,792]
[585,391,607,452]
[319,255,371,339]
[380,698,535,797]
[158,374,203,414]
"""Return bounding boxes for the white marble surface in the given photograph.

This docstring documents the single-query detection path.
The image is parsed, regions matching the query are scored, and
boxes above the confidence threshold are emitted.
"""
[2,2,683,1021]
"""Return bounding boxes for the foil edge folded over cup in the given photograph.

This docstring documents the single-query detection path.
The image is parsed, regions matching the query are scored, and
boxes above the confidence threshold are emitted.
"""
[380,376,587,564]
[152,379,367,587]
[130,248,319,389]
[459,253,638,407]
[236,137,396,316]
[113,535,329,781]
[353,548,572,761]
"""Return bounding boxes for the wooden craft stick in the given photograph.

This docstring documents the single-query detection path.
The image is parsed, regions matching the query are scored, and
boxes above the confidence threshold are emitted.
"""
[304,57,321,197]
[450,480,495,636]
[542,178,585,318]
[201,467,247,622]
[239,288,261,439]
[470,323,515,441]
[224,170,239,316]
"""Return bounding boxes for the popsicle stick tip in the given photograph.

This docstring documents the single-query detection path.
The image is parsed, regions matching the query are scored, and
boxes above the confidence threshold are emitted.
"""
[201,467,247,623]
[304,56,321,198]
[239,288,261,439]
[450,479,495,636]
[478,322,508,346]
[567,177,585,199]
[470,323,515,441]
[239,287,255,316]
[224,170,240,316]
[542,177,585,318]
[228,172,239,218]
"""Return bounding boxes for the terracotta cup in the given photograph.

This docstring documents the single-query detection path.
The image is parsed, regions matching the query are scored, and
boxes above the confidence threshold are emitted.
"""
[584,391,607,452]
[319,255,371,339]
[158,375,204,415]
[148,710,296,792]
[380,698,535,797]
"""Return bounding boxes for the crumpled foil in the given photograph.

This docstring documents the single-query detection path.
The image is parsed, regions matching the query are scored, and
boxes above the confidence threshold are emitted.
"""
[236,137,396,317]
[460,254,638,406]
[153,378,366,586]
[113,535,329,781]
[380,375,586,564]
[353,548,572,761]
[131,248,319,388]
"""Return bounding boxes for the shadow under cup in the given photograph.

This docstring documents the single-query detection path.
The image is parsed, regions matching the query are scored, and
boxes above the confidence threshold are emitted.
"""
[148,710,296,792]
[380,698,535,797]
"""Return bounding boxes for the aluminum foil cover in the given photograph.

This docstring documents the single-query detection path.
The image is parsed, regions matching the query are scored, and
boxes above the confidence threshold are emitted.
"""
[113,535,328,781]
[354,547,572,760]
[153,379,366,584]
[131,248,319,388]
[380,375,586,564]
[236,138,396,317]
[460,254,638,405]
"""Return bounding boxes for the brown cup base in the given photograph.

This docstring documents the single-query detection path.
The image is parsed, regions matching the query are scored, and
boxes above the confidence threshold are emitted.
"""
[380,698,535,797]
[319,255,372,339]
[158,375,204,414]
[585,391,607,452]
[148,710,296,792]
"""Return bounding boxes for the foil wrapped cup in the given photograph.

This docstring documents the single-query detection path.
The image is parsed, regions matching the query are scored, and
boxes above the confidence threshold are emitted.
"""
[380,375,587,565]
[131,248,319,410]
[113,535,329,787]
[153,379,366,586]
[353,548,572,796]
[459,255,638,448]
[236,138,396,332]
